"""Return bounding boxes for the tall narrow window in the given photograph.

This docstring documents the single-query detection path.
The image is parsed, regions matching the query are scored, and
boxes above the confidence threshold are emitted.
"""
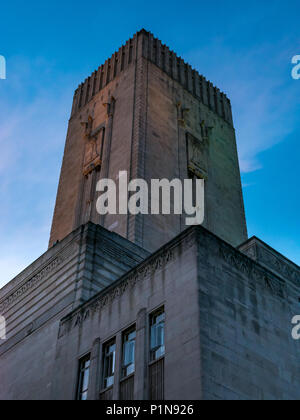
[76,354,91,401]
[122,327,136,378]
[150,308,165,362]
[120,327,136,400]
[149,308,165,400]
[103,340,116,389]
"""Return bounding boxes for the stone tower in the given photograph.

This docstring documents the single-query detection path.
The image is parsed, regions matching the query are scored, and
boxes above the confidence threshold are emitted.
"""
[49,29,247,251]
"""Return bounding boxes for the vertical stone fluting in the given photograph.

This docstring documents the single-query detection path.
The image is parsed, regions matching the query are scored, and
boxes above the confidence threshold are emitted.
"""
[127,32,149,248]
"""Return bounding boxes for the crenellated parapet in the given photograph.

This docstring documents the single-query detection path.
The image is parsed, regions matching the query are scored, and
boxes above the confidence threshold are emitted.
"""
[71,34,138,117]
[71,29,233,125]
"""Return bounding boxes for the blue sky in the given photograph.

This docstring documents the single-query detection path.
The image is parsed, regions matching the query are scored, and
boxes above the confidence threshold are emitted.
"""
[0,0,299,287]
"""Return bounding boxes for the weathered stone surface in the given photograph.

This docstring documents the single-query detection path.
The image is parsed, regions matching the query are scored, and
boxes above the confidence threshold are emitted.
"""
[0,223,148,400]
[49,30,247,252]
[197,230,300,400]
[1,224,299,400]
[239,236,300,286]
[1,32,298,401]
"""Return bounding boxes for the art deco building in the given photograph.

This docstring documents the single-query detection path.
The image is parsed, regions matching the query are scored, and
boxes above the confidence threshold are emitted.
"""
[0,30,299,400]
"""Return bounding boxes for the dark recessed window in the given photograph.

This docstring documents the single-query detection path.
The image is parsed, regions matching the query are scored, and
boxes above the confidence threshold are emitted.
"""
[150,308,165,362]
[76,354,91,401]
[122,327,136,378]
[103,340,116,389]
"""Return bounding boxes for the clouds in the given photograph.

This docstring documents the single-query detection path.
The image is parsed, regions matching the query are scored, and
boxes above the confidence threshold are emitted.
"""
[185,40,299,173]
[0,56,75,287]
[182,36,300,265]
[0,13,299,289]
[0,225,49,289]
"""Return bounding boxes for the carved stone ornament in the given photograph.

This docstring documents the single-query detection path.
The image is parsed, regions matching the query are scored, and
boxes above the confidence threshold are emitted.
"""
[81,116,105,176]
[219,244,286,299]
[58,246,177,338]
[187,132,208,179]
[0,256,64,313]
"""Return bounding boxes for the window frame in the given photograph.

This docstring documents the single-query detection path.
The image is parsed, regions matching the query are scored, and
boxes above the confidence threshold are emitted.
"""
[102,339,116,390]
[76,353,91,401]
[121,325,136,379]
[149,307,165,362]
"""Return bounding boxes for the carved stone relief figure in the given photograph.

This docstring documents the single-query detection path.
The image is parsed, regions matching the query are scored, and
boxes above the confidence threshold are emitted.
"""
[81,116,105,176]
[186,131,209,179]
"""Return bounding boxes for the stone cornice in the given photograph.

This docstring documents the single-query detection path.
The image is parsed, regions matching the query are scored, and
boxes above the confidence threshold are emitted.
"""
[239,237,300,286]
[219,242,287,299]
[58,228,196,339]
[0,245,75,314]
[0,257,63,313]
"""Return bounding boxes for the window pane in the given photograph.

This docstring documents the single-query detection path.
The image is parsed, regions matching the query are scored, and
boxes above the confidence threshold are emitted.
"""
[128,331,136,341]
[81,391,88,401]
[77,355,91,400]
[103,340,116,389]
[126,363,135,376]
[111,351,116,375]
[122,328,136,378]
[82,369,89,392]
[124,340,135,366]
[151,325,157,349]
[150,309,165,361]
[157,324,164,347]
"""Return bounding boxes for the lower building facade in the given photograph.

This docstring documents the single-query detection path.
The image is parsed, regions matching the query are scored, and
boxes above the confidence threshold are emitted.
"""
[0,223,300,400]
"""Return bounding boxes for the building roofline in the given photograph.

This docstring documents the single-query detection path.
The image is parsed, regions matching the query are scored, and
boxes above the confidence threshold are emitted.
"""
[60,224,297,326]
[239,235,300,270]
[70,30,233,125]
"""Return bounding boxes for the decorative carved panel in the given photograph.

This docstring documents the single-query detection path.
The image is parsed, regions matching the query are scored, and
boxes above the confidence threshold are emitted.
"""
[186,132,208,179]
[81,116,105,176]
